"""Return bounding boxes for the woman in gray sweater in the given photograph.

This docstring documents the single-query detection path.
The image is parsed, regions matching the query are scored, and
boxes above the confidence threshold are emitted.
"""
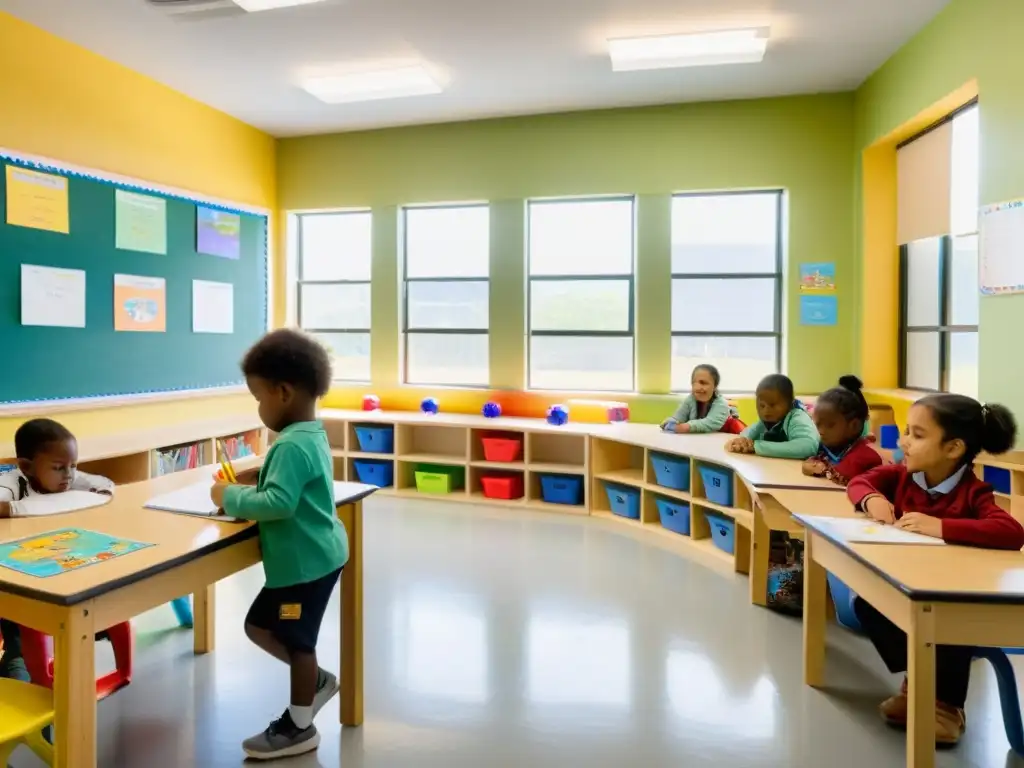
[660,364,741,434]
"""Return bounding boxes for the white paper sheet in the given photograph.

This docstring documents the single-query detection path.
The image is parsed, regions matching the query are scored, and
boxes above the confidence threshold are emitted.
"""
[192,279,234,334]
[811,516,946,546]
[145,480,376,519]
[21,264,86,328]
[13,490,112,517]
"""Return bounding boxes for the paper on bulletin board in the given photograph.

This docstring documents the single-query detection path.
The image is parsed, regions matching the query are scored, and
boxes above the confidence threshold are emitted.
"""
[20,264,86,328]
[196,206,241,260]
[799,262,836,293]
[114,274,166,332]
[115,190,167,255]
[800,295,837,326]
[5,166,69,234]
[979,199,1024,295]
[192,279,234,334]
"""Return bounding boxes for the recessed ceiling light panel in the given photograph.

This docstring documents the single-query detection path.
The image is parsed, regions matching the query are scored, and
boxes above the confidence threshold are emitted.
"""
[608,28,769,72]
[302,65,443,104]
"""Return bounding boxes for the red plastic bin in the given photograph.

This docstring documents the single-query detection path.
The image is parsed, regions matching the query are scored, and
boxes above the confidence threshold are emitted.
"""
[480,474,524,500]
[481,436,523,463]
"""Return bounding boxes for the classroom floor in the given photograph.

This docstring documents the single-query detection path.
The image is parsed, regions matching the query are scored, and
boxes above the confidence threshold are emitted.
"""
[8,497,1024,768]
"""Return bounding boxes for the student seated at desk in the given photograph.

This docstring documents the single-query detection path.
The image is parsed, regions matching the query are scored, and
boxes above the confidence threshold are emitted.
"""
[802,375,882,486]
[725,374,818,459]
[848,393,1024,746]
[660,364,745,434]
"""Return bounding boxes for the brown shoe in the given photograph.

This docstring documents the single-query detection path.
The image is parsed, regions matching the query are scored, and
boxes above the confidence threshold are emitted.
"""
[935,701,966,746]
[879,677,908,726]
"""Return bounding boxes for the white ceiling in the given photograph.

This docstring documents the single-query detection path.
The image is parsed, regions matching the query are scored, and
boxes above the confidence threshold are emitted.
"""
[2,0,950,137]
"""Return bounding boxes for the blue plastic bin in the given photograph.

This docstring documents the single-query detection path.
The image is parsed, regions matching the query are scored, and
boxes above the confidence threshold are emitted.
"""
[539,474,583,506]
[878,424,901,450]
[354,425,394,454]
[604,483,641,520]
[985,465,1013,495]
[703,511,736,555]
[353,459,394,488]
[699,465,734,506]
[655,497,690,536]
[650,453,690,491]
[827,572,861,630]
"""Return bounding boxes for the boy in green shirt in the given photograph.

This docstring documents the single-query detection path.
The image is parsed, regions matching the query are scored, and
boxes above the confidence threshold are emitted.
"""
[211,329,347,761]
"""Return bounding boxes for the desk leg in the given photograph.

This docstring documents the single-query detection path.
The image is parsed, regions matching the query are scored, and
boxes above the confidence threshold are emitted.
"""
[906,604,937,768]
[54,604,97,768]
[338,500,364,726]
[802,534,827,687]
[749,508,770,607]
[193,583,216,654]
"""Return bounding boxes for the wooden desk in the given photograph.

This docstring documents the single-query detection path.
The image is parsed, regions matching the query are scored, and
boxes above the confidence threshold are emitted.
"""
[798,515,1024,768]
[0,466,373,768]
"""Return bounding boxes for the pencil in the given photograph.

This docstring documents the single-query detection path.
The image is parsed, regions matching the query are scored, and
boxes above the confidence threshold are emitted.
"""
[216,439,238,484]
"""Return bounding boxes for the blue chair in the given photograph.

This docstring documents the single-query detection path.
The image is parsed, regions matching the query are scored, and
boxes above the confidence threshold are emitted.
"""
[170,596,193,628]
[973,648,1024,757]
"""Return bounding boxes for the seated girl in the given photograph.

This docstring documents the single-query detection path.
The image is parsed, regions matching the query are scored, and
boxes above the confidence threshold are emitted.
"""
[725,374,818,459]
[848,394,1023,745]
[802,375,882,485]
[660,364,744,434]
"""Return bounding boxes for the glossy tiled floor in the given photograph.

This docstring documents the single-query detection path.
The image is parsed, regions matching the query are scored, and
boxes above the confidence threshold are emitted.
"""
[9,497,1024,767]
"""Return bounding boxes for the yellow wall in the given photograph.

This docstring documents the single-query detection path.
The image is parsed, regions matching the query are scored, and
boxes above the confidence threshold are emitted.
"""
[0,12,276,444]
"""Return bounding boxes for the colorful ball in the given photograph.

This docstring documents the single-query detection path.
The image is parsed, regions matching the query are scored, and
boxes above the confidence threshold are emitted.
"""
[546,404,569,426]
[362,394,381,412]
[421,397,440,415]
[482,402,502,418]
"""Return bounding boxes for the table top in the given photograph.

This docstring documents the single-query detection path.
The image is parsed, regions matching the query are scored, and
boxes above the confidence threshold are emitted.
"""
[799,515,1024,605]
[759,488,858,517]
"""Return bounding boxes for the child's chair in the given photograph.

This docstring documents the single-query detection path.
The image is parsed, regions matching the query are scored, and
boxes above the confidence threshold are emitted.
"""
[19,621,133,700]
[171,596,194,628]
[0,678,54,766]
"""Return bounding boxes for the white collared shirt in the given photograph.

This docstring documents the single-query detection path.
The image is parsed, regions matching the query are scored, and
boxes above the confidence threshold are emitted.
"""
[0,468,114,517]
[911,464,969,496]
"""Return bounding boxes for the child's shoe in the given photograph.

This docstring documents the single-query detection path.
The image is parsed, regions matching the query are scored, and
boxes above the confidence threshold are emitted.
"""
[242,710,320,761]
[879,677,908,726]
[312,668,340,717]
[935,702,966,746]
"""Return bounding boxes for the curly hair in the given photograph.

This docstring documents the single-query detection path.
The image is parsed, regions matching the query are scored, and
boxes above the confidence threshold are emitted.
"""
[241,329,332,398]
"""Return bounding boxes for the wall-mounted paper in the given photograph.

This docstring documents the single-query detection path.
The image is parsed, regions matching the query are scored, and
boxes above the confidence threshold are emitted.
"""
[197,206,241,260]
[21,264,86,328]
[192,279,234,334]
[800,295,837,326]
[799,262,836,293]
[6,166,69,234]
[114,274,166,332]
[115,190,167,255]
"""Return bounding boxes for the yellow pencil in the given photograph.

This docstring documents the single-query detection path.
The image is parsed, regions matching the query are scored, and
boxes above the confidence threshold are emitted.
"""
[216,439,237,484]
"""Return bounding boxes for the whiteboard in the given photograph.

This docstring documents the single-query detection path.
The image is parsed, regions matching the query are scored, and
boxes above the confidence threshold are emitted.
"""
[980,199,1024,295]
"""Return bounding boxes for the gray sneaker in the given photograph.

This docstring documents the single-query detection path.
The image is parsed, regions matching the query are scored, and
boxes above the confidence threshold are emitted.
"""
[242,711,320,761]
[313,669,340,717]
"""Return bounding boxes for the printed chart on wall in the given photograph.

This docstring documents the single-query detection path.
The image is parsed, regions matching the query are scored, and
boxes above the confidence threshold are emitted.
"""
[980,200,1024,295]
[114,274,166,332]
[21,264,86,328]
[192,279,234,334]
[197,206,241,260]
[115,189,167,255]
[5,166,69,234]
[0,528,153,578]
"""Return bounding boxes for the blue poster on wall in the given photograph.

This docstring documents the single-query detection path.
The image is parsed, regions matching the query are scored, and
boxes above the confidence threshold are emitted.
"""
[800,295,837,326]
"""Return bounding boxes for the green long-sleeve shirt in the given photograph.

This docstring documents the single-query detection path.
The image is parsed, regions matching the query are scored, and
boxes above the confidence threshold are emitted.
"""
[223,421,348,588]
[663,394,735,434]
[741,407,819,459]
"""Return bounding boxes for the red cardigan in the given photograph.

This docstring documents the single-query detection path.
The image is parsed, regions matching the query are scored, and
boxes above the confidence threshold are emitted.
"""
[847,464,1024,550]
[816,439,883,486]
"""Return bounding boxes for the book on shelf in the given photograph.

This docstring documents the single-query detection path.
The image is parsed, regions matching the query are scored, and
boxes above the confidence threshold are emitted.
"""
[221,432,257,461]
[153,441,207,477]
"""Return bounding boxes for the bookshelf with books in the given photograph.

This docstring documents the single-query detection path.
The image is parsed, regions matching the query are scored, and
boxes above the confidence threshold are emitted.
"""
[152,440,209,477]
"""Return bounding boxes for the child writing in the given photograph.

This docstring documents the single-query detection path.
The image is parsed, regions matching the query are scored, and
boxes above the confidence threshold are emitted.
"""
[848,394,1023,745]
[660,364,744,434]
[210,329,346,761]
[802,375,882,485]
[726,374,818,459]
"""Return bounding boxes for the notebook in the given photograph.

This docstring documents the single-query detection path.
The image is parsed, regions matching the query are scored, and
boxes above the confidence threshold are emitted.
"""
[144,480,375,520]
[810,516,946,546]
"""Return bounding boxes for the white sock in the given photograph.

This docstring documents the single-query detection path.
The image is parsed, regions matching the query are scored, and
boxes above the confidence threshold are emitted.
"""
[289,704,313,729]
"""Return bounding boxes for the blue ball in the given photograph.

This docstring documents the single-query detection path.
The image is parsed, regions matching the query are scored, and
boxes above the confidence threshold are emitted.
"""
[482,402,502,418]
[421,397,439,415]
[546,404,569,426]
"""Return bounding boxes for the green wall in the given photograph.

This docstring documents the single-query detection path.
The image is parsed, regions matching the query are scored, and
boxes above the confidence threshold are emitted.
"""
[853,0,1024,415]
[278,93,856,396]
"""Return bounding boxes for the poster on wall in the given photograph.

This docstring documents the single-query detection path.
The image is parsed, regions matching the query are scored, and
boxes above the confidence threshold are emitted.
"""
[21,264,86,328]
[799,262,836,293]
[196,206,241,260]
[800,295,837,326]
[192,280,234,334]
[115,190,167,255]
[979,199,1024,295]
[114,274,166,332]
[6,166,69,234]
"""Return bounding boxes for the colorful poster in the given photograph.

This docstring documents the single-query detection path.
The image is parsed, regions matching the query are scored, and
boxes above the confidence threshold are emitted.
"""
[196,206,241,260]
[5,165,69,234]
[800,295,838,326]
[115,190,167,255]
[114,274,166,332]
[21,264,87,328]
[799,262,836,293]
[0,528,152,578]
[192,279,234,334]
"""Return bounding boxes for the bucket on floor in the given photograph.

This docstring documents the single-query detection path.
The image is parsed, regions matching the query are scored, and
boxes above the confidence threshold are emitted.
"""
[827,572,861,631]
[655,497,690,536]
[703,510,736,554]
[480,474,524,500]
[538,474,583,505]
[699,465,733,507]
[481,436,523,463]
[650,453,690,492]
[604,483,641,520]
[984,465,1012,495]
[353,459,394,488]
[354,425,394,454]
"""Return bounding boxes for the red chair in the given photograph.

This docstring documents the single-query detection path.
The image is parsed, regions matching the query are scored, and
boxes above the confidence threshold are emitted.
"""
[19,621,133,700]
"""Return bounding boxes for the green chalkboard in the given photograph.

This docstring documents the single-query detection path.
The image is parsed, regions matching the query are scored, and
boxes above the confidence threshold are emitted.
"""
[0,154,267,404]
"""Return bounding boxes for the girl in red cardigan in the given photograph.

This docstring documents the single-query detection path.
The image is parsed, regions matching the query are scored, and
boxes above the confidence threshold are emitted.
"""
[802,375,882,486]
[847,393,1023,746]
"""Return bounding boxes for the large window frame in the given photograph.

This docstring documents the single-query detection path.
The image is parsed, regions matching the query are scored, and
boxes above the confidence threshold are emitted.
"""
[295,210,372,383]
[526,196,637,392]
[670,190,784,393]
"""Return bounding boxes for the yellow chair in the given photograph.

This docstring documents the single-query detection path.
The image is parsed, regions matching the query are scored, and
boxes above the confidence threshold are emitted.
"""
[0,678,54,765]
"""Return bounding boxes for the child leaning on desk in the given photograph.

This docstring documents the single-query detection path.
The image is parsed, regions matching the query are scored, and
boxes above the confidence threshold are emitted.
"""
[847,393,1024,746]
[209,329,346,762]
[725,374,818,459]
[802,375,882,486]
[660,364,745,434]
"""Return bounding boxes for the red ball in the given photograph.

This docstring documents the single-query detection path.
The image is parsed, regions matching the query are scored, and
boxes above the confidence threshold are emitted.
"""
[362,395,381,411]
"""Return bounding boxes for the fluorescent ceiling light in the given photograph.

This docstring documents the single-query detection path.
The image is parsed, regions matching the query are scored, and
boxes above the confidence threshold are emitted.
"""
[302,66,442,104]
[608,28,769,72]
[233,0,328,12]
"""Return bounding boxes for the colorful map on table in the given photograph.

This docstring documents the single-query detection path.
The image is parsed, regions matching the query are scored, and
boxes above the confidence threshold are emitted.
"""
[0,528,153,578]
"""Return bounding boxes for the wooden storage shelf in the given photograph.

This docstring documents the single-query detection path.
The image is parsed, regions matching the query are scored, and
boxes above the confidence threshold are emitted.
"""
[398,424,469,461]
[529,461,585,474]
[526,469,586,511]
[592,507,642,529]
[470,460,526,470]
[349,450,396,461]
[595,468,644,487]
[401,453,470,466]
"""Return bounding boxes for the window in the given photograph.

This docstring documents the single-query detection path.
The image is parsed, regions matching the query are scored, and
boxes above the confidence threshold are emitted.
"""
[670,191,782,393]
[402,205,490,386]
[900,103,979,396]
[296,211,372,382]
[527,198,635,391]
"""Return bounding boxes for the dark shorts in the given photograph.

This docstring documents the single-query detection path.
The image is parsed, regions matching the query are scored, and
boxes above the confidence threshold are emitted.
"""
[245,567,342,654]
